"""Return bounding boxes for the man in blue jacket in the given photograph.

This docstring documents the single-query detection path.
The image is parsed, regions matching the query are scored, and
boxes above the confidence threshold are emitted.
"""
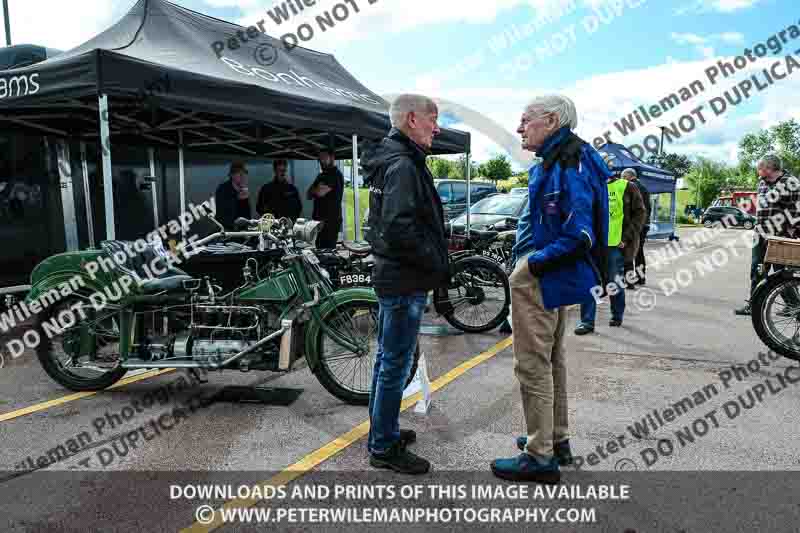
[491,95,611,484]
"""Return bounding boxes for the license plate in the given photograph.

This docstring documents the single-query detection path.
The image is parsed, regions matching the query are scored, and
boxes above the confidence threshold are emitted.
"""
[339,274,371,286]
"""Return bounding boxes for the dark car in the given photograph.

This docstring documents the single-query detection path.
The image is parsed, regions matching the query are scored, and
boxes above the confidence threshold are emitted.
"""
[701,206,755,229]
[448,193,527,234]
[435,179,498,221]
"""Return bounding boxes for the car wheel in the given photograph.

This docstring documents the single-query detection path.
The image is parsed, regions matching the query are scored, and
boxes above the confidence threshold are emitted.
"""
[703,219,714,228]
[743,220,754,230]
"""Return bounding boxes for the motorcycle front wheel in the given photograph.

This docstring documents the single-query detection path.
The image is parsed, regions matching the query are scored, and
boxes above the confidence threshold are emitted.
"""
[34,297,127,391]
[434,255,510,333]
[314,300,420,405]
[751,274,800,362]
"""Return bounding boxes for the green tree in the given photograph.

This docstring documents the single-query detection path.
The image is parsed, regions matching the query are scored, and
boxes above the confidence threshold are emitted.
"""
[645,152,693,178]
[427,156,454,178]
[738,118,800,176]
[684,157,737,208]
[479,154,513,183]
[451,154,478,180]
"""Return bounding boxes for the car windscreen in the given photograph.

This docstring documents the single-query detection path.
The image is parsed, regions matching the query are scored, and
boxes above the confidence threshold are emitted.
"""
[466,195,526,216]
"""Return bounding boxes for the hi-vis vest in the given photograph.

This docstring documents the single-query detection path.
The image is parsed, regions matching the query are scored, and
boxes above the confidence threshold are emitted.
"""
[607,179,627,247]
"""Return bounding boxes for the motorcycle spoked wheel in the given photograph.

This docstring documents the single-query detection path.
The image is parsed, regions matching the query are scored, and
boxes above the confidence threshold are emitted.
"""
[435,255,510,333]
[34,297,127,391]
[315,300,420,405]
[751,275,800,362]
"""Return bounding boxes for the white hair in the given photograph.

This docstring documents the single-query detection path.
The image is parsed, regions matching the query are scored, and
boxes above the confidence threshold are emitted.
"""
[390,94,438,128]
[524,94,578,130]
[621,168,637,179]
[757,154,783,172]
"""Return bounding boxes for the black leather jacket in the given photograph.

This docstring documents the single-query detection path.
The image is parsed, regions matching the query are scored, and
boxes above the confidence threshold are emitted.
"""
[363,129,449,295]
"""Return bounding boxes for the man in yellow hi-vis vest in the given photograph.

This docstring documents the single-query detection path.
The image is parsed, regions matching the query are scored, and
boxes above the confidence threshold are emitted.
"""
[575,168,646,334]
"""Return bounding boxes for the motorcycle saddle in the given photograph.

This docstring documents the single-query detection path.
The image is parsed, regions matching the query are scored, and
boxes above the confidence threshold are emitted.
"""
[342,241,372,255]
[468,229,499,241]
[100,240,191,293]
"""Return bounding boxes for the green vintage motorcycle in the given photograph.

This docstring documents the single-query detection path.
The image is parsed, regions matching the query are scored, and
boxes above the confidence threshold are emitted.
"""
[25,216,418,405]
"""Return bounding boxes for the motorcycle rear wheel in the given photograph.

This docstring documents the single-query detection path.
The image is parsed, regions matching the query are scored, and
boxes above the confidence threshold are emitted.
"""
[435,255,510,333]
[751,274,800,362]
[34,297,127,391]
[315,300,420,405]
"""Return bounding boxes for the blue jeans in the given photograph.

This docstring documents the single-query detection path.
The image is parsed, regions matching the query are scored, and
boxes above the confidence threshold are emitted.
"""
[368,292,427,455]
[580,247,626,326]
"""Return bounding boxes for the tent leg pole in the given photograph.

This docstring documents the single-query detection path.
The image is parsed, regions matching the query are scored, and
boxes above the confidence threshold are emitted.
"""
[178,130,186,240]
[465,150,471,235]
[337,159,346,243]
[148,147,159,230]
[98,94,115,241]
[79,141,95,248]
[670,187,677,238]
[56,139,79,252]
[352,134,359,242]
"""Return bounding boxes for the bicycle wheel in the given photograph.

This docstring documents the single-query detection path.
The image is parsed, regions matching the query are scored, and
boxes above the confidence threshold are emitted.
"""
[435,255,510,333]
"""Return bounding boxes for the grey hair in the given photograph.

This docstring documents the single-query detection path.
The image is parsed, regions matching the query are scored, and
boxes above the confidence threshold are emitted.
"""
[621,168,637,179]
[757,154,783,172]
[390,94,438,128]
[524,94,578,130]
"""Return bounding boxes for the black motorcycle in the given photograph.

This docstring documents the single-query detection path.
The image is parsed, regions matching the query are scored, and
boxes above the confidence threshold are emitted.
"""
[751,237,800,362]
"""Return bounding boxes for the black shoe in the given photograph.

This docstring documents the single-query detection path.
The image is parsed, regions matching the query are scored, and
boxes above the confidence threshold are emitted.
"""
[370,442,430,475]
[499,319,512,333]
[609,318,622,327]
[574,323,594,335]
[399,429,416,447]
[515,437,574,466]
[734,303,751,316]
[637,278,646,286]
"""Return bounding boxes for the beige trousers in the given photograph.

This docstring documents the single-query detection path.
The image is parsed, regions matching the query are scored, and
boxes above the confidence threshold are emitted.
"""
[509,254,570,459]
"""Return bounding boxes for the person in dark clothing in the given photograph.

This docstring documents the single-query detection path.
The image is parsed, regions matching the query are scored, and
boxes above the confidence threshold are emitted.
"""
[735,154,800,315]
[363,94,448,476]
[256,159,303,221]
[307,149,344,249]
[214,161,252,230]
[622,168,651,286]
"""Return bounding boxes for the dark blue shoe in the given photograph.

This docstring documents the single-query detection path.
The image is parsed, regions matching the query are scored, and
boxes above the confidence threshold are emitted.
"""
[490,453,560,484]
[516,437,574,466]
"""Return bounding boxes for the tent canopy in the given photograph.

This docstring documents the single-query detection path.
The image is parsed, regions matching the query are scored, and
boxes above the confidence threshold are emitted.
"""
[596,143,675,194]
[0,0,469,158]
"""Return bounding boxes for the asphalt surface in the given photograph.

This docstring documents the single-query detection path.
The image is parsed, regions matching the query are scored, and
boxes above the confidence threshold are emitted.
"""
[2,227,800,532]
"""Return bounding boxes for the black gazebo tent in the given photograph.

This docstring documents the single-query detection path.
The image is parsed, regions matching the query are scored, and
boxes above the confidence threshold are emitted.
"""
[0,0,470,245]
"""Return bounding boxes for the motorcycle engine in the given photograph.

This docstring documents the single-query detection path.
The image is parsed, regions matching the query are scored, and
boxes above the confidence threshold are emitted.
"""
[139,304,282,364]
[190,339,250,359]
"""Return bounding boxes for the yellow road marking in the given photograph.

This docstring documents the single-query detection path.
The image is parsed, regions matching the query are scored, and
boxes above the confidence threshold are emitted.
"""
[182,336,513,533]
[0,368,175,423]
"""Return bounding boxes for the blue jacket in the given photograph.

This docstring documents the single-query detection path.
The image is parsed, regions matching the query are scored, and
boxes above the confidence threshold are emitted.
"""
[512,127,611,309]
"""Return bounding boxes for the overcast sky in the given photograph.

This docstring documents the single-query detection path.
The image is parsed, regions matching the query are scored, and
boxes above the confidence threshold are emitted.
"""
[2,0,795,169]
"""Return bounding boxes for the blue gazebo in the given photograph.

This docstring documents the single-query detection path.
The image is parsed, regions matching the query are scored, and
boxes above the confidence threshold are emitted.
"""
[597,143,679,241]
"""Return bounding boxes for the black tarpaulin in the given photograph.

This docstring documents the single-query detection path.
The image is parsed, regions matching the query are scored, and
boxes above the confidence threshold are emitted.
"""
[0,0,469,158]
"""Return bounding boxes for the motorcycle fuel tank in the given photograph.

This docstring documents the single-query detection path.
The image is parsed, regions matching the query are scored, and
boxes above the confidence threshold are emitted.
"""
[238,269,298,302]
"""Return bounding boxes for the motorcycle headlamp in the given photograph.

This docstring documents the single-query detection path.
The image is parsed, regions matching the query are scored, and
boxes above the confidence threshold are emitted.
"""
[292,219,323,245]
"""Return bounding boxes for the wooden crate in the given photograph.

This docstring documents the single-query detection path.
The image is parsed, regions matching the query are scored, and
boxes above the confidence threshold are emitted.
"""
[765,236,800,266]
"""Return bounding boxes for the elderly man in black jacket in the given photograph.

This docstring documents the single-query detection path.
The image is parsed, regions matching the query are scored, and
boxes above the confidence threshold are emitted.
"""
[363,94,448,475]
